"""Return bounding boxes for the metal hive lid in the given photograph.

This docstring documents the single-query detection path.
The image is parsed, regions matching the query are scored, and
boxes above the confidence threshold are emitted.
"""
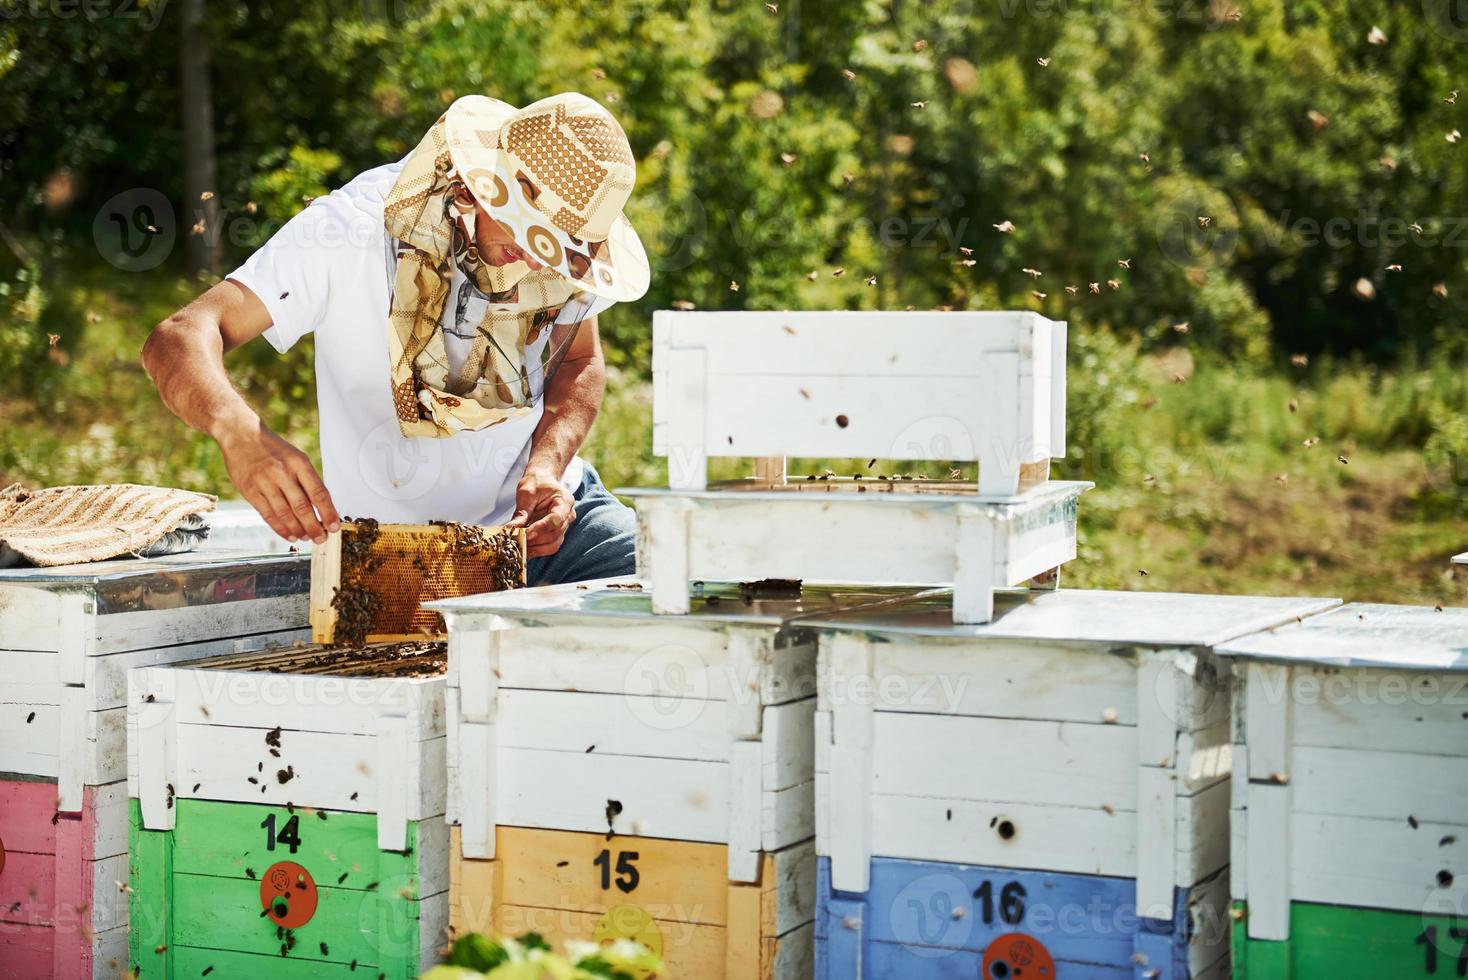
[427,577,934,628]
[1215,602,1468,671]
[789,587,1342,648]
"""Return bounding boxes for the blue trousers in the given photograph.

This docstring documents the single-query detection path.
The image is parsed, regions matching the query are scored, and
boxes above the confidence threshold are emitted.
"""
[525,461,637,586]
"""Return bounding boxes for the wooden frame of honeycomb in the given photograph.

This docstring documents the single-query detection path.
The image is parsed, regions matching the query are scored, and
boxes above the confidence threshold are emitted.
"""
[309,519,526,645]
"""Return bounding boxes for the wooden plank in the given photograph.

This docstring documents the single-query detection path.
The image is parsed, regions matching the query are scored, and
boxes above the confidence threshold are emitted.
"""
[451,627,496,723]
[644,498,694,612]
[825,637,1138,725]
[1244,662,1292,779]
[728,740,762,882]
[458,721,496,860]
[762,778,814,853]
[95,593,309,656]
[135,702,176,832]
[870,794,1136,878]
[128,797,173,978]
[1136,766,1177,920]
[495,623,814,707]
[977,352,1024,496]
[1178,778,1231,888]
[869,712,1136,809]
[1291,665,1468,755]
[700,375,1030,464]
[495,903,727,977]
[662,310,1035,376]
[170,873,382,966]
[1291,810,1468,914]
[494,827,731,924]
[84,629,309,711]
[166,799,442,896]
[828,746,871,893]
[1245,782,1291,940]
[0,849,56,925]
[495,688,733,764]
[852,855,1140,961]
[1292,744,1468,824]
[664,345,708,490]
[828,634,874,750]
[752,456,787,487]
[1235,899,1468,979]
[309,529,342,645]
[172,724,446,818]
[377,714,410,851]
[0,778,58,855]
[495,748,728,843]
[763,700,815,794]
[134,666,446,741]
[167,945,381,979]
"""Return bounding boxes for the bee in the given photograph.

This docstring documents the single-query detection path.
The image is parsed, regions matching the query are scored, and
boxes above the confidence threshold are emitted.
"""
[1036,57,1050,67]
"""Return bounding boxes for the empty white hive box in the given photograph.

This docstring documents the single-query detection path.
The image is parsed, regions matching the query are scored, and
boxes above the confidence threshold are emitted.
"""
[633,310,1083,625]
[802,588,1340,922]
[1220,603,1468,949]
[651,310,1066,496]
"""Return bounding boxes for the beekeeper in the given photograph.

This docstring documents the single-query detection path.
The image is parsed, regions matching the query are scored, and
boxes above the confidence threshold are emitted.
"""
[143,93,647,585]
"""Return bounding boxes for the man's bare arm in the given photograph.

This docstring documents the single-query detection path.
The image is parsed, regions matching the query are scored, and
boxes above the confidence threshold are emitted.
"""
[513,317,607,558]
[141,279,340,544]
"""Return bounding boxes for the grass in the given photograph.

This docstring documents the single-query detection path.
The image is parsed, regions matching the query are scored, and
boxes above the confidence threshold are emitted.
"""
[6,260,1467,608]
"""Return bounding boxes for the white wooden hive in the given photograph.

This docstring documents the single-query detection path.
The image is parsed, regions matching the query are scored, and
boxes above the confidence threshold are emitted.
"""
[0,549,310,809]
[626,479,1088,625]
[802,587,1341,920]
[1219,602,1468,941]
[651,310,1066,497]
[430,579,914,883]
[127,641,447,852]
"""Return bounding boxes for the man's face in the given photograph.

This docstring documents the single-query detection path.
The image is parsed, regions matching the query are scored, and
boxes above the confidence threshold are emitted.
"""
[473,208,545,271]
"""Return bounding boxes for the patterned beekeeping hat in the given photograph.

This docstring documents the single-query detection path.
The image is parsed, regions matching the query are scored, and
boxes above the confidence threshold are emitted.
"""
[444,92,649,302]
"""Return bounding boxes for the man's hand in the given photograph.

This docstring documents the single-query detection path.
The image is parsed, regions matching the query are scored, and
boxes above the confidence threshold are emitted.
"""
[512,467,576,559]
[217,420,340,544]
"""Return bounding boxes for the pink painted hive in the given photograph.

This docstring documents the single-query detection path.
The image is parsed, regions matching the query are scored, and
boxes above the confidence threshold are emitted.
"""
[0,781,127,980]
[0,549,311,979]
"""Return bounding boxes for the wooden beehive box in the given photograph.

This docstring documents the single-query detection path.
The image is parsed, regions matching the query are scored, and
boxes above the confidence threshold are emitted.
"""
[802,588,1340,979]
[0,550,309,979]
[626,479,1088,625]
[1220,603,1468,978]
[310,520,526,645]
[126,641,449,979]
[633,309,1083,626]
[651,310,1067,497]
[429,579,908,979]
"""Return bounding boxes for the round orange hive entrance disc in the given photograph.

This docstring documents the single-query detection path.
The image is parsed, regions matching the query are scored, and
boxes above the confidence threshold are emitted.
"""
[981,932,1056,979]
[260,860,318,929]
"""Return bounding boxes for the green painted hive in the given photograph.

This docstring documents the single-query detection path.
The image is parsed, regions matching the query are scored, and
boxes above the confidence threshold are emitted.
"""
[125,641,449,978]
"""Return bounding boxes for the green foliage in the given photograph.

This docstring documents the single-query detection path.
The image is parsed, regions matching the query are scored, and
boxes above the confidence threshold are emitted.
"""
[4,0,1466,369]
[0,259,48,395]
[243,146,345,247]
[422,931,660,980]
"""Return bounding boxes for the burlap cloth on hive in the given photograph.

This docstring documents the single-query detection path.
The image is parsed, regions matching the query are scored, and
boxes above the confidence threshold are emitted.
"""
[0,483,217,568]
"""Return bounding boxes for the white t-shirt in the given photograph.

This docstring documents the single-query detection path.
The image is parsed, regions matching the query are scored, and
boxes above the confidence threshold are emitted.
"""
[229,162,614,525]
